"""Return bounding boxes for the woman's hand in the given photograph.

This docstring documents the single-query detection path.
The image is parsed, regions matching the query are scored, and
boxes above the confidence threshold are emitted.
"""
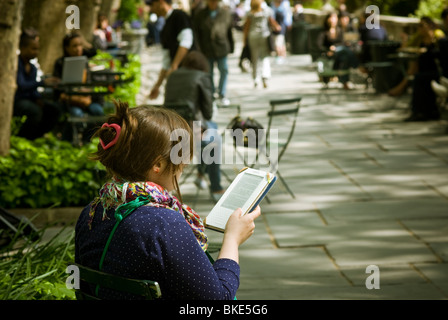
[225,206,261,246]
[217,206,261,263]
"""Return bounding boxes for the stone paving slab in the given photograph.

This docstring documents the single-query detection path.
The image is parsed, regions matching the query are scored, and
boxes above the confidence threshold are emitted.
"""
[317,198,448,223]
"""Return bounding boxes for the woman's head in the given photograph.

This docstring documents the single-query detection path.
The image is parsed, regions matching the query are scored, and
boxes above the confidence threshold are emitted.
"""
[419,16,436,32]
[63,32,83,57]
[93,101,193,192]
[19,28,40,61]
[97,14,109,29]
[250,0,262,11]
[323,12,338,30]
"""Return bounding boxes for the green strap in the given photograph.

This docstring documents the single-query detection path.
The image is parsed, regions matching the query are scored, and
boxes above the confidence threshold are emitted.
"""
[95,195,150,297]
[205,250,215,265]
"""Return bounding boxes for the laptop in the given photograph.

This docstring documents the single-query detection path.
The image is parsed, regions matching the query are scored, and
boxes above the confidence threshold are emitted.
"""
[61,56,87,84]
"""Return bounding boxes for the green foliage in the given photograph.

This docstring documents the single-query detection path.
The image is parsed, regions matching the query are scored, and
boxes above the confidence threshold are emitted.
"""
[302,0,339,10]
[372,0,420,17]
[0,134,105,209]
[91,52,142,107]
[0,223,76,300]
[414,0,448,20]
[117,0,140,23]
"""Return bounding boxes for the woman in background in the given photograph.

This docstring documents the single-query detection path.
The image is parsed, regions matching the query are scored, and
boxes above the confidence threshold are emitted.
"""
[243,0,280,88]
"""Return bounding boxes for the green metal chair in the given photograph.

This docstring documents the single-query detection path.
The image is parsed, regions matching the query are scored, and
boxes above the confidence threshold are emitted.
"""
[231,98,301,200]
[73,263,162,300]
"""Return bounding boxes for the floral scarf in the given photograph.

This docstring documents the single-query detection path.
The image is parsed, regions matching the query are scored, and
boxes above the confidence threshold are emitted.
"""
[88,177,208,251]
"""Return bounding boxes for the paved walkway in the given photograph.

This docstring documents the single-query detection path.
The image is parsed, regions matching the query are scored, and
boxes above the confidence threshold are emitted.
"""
[137,32,448,300]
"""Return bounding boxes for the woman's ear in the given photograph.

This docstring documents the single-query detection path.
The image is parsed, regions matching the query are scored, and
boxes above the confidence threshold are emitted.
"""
[152,158,167,175]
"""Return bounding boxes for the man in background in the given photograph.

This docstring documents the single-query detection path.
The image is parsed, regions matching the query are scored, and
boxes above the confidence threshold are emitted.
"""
[194,0,234,106]
[146,0,195,100]
[14,28,62,140]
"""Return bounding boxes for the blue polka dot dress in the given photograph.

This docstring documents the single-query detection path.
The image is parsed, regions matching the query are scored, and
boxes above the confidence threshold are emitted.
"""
[75,204,240,300]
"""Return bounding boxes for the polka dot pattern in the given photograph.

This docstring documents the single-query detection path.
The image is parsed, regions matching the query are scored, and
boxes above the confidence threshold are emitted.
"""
[75,204,240,300]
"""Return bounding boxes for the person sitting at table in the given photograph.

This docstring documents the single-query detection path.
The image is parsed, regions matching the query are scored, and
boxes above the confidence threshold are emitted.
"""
[164,51,226,201]
[317,11,359,90]
[92,14,120,54]
[405,18,446,122]
[441,7,448,36]
[74,100,261,299]
[388,17,445,97]
[14,28,63,140]
[338,10,354,33]
[53,32,105,142]
[357,11,388,66]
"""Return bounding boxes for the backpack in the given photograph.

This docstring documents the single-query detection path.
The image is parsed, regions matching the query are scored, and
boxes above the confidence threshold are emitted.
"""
[227,116,264,148]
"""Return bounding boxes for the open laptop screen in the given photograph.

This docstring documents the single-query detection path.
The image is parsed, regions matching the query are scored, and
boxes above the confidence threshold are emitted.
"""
[61,56,87,84]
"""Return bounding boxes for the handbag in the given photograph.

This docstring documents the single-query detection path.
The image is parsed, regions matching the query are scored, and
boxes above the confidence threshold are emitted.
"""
[241,43,251,62]
[228,115,264,147]
[267,33,276,53]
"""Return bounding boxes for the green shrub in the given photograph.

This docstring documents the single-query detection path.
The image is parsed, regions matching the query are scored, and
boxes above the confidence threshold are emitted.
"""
[414,0,446,20]
[0,222,76,300]
[91,52,141,107]
[0,134,105,209]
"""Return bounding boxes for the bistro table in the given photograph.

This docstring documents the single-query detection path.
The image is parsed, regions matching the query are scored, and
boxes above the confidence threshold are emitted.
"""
[50,69,134,146]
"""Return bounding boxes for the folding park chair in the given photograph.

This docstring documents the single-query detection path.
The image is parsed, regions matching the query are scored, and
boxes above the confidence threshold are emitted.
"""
[0,207,39,247]
[72,263,162,300]
[233,98,301,200]
[265,98,301,199]
[316,57,350,103]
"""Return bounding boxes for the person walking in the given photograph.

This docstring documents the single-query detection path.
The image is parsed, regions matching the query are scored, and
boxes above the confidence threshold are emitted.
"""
[164,51,226,200]
[270,0,292,64]
[243,0,280,88]
[193,0,234,106]
[146,0,195,100]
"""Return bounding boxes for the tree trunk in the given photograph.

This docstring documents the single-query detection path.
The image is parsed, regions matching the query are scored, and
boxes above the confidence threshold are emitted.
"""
[99,0,119,22]
[0,0,25,156]
[76,0,102,44]
[22,0,68,74]
[22,0,102,74]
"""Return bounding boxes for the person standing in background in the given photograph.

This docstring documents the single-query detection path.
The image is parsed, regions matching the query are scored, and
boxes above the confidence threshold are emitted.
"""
[146,0,195,100]
[194,0,234,106]
[164,51,226,200]
[270,0,292,64]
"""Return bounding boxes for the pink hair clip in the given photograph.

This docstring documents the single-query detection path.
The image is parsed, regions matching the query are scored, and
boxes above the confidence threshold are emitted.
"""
[100,123,121,150]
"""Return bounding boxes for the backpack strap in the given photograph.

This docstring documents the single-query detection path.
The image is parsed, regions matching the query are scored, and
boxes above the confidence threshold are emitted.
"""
[95,195,151,296]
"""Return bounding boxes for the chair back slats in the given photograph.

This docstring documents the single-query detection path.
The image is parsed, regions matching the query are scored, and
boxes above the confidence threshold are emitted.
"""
[266,98,301,144]
[74,263,162,300]
[267,107,299,117]
[269,97,302,106]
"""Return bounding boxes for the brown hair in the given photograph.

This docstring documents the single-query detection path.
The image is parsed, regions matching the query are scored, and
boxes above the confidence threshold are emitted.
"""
[180,51,209,72]
[92,101,193,183]
[62,31,82,56]
[19,28,39,49]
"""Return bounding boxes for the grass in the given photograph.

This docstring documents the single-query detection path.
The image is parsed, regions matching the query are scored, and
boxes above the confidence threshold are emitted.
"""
[0,215,76,300]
